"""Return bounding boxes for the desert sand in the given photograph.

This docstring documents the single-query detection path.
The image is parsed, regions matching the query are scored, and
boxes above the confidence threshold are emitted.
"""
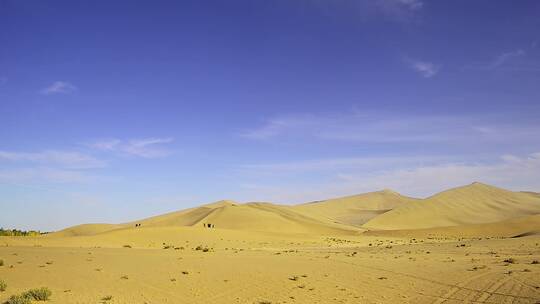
[1,182,540,304]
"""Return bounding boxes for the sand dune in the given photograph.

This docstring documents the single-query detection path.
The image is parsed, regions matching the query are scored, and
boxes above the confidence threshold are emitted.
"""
[51,223,126,237]
[3,182,540,304]
[195,202,360,234]
[294,189,418,226]
[363,182,540,230]
[52,182,540,238]
[364,214,540,238]
[53,200,360,237]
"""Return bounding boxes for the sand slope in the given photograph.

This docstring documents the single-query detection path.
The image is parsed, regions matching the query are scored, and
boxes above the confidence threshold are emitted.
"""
[294,190,416,226]
[363,182,540,230]
[52,200,360,237]
[4,182,540,304]
[2,228,540,304]
[197,202,359,234]
[364,214,540,238]
[51,224,126,237]
[293,190,418,226]
[51,182,540,238]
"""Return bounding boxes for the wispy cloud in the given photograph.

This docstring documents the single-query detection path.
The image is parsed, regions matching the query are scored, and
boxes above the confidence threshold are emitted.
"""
[312,0,423,23]
[0,167,94,184]
[331,152,540,197]
[465,49,540,71]
[374,0,424,21]
[88,137,174,158]
[0,150,105,169]
[240,115,315,140]
[0,148,107,185]
[240,155,447,175]
[490,49,525,68]
[235,152,540,202]
[240,111,540,145]
[410,60,440,78]
[380,0,423,11]
[40,81,77,95]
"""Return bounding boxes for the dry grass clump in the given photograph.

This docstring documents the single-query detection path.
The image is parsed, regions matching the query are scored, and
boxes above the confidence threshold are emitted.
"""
[0,259,4,266]
[22,287,52,300]
[0,279,7,292]
[4,294,31,304]
[3,287,52,304]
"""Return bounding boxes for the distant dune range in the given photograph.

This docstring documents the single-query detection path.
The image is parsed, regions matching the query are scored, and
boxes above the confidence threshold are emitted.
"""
[50,182,540,239]
[5,182,540,304]
[293,189,419,226]
[362,182,540,230]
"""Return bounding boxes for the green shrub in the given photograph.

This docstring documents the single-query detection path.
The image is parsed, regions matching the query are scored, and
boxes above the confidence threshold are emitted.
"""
[4,294,31,304]
[22,287,52,301]
[0,279,6,292]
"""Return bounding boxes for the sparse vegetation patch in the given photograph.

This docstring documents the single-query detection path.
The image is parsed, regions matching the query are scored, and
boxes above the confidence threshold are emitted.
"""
[3,287,52,304]
[22,287,52,301]
[4,294,31,304]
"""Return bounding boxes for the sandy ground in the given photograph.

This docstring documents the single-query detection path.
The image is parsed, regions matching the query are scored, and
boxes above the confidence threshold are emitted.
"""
[1,229,539,304]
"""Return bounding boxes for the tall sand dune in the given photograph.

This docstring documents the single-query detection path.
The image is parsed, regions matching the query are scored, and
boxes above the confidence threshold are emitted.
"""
[51,182,540,239]
[52,200,360,237]
[293,190,418,226]
[363,182,540,230]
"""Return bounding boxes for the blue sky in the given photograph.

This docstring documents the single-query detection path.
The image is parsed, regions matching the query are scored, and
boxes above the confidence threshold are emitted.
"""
[1,0,540,230]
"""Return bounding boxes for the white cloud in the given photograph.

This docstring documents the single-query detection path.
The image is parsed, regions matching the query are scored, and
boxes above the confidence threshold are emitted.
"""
[240,155,446,174]
[376,0,424,12]
[411,60,440,78]
[0,150,105,169]
[240,111,540,146]
[0,167,93,184]
[88,137,174,158]
[490,49,525,68]
[40,81,77,95]
[336,153,540,197]
[395,0,423,10]
[373,0,424,21]
[465,49,540,71]
[235,153,540,202]
[240,115,315,140]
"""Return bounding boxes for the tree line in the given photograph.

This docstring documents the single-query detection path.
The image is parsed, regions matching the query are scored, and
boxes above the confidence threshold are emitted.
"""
[0,228,43,236]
